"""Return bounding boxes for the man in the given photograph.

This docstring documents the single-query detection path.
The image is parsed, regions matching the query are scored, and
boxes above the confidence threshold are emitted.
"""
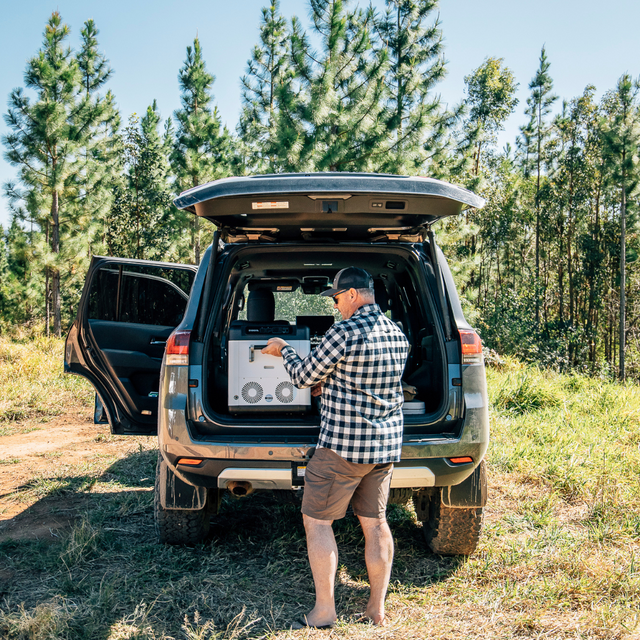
[261,267,409,629]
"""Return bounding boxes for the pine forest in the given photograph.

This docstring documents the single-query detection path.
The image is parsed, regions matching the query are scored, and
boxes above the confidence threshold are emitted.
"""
[2,2,640,382]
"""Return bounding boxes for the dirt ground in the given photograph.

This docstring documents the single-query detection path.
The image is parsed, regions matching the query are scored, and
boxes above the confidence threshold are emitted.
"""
[0,405,139,543]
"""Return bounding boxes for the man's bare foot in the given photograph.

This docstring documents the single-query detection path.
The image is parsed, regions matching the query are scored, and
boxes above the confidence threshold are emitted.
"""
[355,611,386,626]
[291,612,337,629]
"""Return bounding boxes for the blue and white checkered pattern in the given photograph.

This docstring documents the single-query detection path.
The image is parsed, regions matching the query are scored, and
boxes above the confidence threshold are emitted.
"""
[281,304,409,464]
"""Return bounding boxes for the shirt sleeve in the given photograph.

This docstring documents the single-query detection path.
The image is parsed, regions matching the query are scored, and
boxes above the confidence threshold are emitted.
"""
[281,325,346,388]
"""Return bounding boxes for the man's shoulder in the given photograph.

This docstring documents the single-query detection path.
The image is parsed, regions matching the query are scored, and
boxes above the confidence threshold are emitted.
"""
[378,313,408,337]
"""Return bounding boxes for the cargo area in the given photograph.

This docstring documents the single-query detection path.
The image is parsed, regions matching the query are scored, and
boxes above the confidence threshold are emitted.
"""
[195,243,458,437]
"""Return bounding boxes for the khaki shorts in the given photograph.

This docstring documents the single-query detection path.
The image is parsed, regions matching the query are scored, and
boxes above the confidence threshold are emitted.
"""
[301,447,393,521]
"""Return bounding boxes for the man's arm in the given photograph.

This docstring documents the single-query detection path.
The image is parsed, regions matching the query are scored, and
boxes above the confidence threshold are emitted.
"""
[262,327,345,389]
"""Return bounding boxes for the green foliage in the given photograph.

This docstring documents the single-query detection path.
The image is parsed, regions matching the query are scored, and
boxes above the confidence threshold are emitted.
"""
[492,368,562,414]
[376,0,447,173]
[519,46,558,179]
[488,360,640,515]
[275,0,390,172]
[2,12,116,335]
[172,37,231,263]
[463,57,519,176]
[3,4,640,380]
[106,106,174,261]
[238,0,291,173]
[172,37,231,190]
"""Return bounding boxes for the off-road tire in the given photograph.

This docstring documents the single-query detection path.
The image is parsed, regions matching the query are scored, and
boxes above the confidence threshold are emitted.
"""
[387,487,413,505]
[154,459,210,545]
[420,492,483,556]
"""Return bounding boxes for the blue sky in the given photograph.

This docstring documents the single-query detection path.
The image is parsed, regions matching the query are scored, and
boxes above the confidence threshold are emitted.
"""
[1,0,639,228]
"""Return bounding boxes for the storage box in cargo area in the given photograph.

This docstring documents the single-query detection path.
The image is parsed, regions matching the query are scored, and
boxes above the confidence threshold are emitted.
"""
[228,323,311,412]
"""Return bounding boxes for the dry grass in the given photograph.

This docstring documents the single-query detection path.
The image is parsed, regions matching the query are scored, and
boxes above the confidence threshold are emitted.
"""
[0,335,93,427]
[0,340,638,639]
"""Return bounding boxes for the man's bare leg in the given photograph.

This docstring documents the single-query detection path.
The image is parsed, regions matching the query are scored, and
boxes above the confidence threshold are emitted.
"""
[357,515,394,625]
[301,514,339,626]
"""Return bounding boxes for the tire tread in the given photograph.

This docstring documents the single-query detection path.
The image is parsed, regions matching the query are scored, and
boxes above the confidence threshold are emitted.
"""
[154,457,210,545]
[424,497,483,556]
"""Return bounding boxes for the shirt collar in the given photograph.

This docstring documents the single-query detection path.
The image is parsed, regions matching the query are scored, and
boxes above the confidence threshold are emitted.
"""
[353,303,380,317]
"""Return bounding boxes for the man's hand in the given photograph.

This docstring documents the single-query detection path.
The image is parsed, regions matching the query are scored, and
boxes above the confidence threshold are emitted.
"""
[261,337,289,357]
[311,382,322,397]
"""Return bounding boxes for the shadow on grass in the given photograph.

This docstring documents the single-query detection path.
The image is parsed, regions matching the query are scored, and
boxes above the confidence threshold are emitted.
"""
[0,448,464,639]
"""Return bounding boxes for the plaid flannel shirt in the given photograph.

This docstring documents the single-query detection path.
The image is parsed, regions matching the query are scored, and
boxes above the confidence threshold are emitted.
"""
[281,304,409,464]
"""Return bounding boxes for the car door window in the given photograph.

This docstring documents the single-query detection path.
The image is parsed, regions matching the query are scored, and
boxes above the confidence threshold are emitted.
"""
[88,263,195,326]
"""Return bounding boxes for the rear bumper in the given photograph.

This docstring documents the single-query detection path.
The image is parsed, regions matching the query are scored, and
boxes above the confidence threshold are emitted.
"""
[214,466,436,490]
[175,458,475,491]
[217,466,436,490]
[159,363,489,490]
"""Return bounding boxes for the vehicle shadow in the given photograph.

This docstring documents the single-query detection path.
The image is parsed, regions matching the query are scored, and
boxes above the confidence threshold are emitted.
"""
[0,449,465,638]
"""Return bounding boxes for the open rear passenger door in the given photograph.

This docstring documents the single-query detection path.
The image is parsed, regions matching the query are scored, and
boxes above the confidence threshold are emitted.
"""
[65,257,197,434]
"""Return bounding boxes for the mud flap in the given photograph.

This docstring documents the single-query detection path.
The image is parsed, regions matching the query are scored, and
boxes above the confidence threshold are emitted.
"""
[441,460,487,508]
[158,457,207,510]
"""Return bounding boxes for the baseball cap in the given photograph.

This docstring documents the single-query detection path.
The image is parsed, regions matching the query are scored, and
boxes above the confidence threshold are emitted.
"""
[320,267,374,297]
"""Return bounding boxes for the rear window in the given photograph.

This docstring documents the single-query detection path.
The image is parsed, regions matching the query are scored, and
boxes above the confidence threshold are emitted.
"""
[88,263,194,327]
[238,286,339,325]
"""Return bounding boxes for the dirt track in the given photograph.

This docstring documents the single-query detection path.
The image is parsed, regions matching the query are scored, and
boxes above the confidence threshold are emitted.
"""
[0,406,147,543]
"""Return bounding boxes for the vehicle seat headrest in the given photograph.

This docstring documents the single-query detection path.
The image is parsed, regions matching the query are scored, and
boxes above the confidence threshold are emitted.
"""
[247,289,275,322]
[374,280,390,312]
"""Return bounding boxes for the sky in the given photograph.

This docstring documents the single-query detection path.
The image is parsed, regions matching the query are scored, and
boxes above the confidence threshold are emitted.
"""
[1,0,639,228]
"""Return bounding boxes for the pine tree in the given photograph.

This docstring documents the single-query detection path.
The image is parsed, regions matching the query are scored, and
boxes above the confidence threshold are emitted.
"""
[2,13,109,335]
[0,219,41,329]
[107,104,173,261]
[77,19,112,95]
[276,0,389,172]
[600,74,640,380]
[73,19,119,261]
[519,46,558,326]
[172,37,231,263]
[0,226,16,330]
[547,88,598,359]
[376,0,446,173]
[239,0,290,172]
[463,57,519,176]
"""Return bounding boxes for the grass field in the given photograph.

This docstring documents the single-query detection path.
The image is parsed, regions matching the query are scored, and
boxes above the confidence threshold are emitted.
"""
[0,336,94,433]
[0,338,638,639]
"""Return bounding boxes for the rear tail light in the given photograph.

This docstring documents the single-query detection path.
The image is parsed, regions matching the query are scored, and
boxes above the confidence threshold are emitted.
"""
[166,330,191,366]
[459,329,483,365]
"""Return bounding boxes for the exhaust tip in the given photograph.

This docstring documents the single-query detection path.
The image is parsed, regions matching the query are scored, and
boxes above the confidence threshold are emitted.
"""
[227,481,253,497]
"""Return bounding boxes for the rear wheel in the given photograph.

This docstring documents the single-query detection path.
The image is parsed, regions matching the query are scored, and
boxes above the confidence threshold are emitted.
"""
[413,468,485,557]
[421,497,483,556]
[154,457,210,545]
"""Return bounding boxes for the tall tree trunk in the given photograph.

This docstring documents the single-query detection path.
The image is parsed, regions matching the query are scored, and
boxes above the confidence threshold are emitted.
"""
[192,176,201,265]
[619,161,627,381]
[51,190,61,337]
[558,219,564,323]
[535,102,542,328]
[474,139,482,176]
[193,217,201,265]
[45,269,50,337]
[45,220,50,337]
[587,174,602,367]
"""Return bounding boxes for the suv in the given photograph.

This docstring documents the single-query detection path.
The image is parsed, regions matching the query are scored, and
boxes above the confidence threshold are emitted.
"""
[65,173,489,555]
